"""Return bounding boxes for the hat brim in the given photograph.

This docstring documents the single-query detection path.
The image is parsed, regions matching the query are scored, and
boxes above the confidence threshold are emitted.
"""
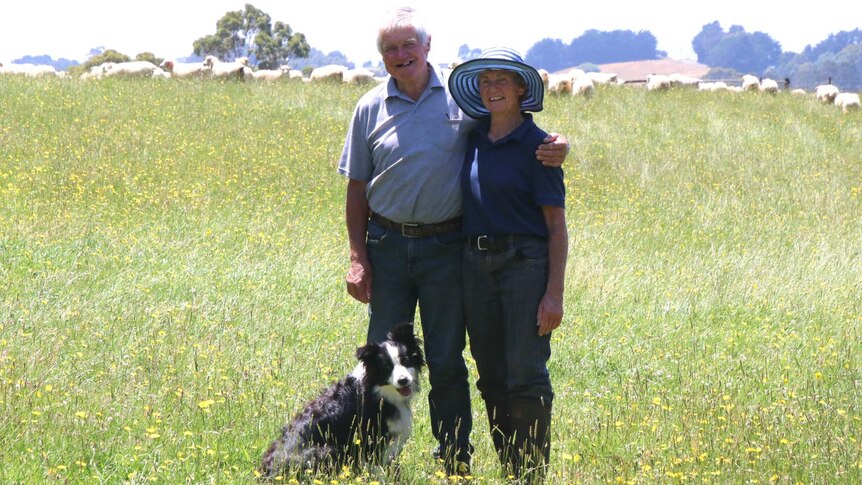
[448,58,544,119]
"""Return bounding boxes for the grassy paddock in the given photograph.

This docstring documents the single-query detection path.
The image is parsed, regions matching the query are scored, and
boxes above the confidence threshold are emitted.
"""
[1,76,860,483]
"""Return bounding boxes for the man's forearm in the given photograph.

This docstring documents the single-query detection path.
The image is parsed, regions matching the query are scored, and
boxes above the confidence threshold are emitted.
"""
[346,179,370,262]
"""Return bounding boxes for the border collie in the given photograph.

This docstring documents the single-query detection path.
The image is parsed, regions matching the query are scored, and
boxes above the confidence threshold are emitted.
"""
[260,324,425,478]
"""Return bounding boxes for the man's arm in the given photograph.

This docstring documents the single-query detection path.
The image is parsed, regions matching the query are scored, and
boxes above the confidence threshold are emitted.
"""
[345,179,372,304]
[536,133,570,167]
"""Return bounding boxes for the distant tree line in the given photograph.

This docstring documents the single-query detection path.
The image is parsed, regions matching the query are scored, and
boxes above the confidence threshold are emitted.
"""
[485,22,861,91]
[695,22,862,91]
[523,30,662,72]
[8,8,859,90]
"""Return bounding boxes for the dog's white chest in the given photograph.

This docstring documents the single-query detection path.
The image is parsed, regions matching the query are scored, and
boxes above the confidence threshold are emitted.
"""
[382,403,413,464]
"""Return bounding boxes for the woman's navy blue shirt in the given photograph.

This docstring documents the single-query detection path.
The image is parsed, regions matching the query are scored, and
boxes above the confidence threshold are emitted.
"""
[460,114,566,238]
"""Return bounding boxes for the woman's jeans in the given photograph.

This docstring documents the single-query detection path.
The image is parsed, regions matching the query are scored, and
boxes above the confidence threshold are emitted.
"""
[366,219,473,461]
[463,236,554,405]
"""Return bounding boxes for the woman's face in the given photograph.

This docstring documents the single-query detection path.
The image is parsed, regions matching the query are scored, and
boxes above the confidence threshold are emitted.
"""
[477,69,526,116]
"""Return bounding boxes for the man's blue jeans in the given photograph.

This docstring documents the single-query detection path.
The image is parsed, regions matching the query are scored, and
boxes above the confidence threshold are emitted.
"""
[462,237,554,405]
[366,219,472,461]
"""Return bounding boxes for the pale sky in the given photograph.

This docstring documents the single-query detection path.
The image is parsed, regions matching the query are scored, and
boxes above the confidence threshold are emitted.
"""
[1,1,859,66]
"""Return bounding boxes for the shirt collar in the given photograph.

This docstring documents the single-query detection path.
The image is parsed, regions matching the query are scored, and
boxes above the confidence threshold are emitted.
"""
[385,63,444,101]
[478,113,535,144]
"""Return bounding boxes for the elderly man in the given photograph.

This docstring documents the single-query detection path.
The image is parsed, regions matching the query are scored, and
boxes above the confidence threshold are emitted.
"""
[337,7,569,475]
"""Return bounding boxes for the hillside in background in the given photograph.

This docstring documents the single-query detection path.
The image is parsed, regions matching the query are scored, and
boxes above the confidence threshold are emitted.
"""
[596,59,711,81]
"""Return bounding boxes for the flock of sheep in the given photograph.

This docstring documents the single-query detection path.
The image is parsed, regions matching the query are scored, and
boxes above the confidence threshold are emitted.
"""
[2,57,860,113]
[0,57,379,85]
[540,68,860,113]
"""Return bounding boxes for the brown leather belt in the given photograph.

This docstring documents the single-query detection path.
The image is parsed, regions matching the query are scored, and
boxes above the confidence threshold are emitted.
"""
[370,213,462,238]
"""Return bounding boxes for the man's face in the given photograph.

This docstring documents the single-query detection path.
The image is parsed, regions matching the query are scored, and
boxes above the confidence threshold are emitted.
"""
[380,27,430,83]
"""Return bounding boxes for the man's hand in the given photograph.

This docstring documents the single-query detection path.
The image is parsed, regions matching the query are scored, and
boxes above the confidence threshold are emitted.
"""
[346,258,372,304]
[536,132,570,167]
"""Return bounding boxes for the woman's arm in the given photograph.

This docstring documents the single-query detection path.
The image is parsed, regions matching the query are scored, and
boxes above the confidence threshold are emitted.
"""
[537,206,568,336]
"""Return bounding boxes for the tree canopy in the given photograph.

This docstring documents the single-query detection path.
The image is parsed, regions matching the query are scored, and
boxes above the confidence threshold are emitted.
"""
[693,22,781,74]
[525,30,660,72]
[694,22,861,90]
[193,4,310,68]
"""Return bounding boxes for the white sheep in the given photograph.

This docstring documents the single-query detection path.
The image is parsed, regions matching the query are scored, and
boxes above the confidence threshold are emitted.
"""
[741,74,760,91]
[152,67,172,79]
[309,64,347,83]
[571,76,594,98]
[567,68,587,81]
[103,61,159,78]
[343,68,378,85]
[587,71,617,85]
[668,73,700,89]
[698,81,728,92]
[0,63,60,77]
[203,56,253,80]
[537,68,550,92]
[759,78,779,94]
[815,84,840,104]
[791,88,807,96]
[79,64,108,80]
[252,66,290,81]
[546,73,572,95]
[646,74,670,91]
[159,59,211,78]
[834,92,861,113]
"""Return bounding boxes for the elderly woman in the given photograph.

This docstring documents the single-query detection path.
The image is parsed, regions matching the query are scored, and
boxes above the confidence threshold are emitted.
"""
[449,47,568,482]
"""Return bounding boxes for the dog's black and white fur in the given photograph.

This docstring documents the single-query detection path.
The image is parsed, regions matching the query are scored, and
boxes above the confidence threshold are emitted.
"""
[261,324,425,478]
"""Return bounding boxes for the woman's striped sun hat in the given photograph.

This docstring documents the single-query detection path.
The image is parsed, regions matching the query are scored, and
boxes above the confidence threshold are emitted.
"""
[448,46,544,119]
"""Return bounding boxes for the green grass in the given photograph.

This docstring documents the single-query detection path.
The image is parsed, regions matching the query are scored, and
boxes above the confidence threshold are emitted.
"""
[1,76,860,483]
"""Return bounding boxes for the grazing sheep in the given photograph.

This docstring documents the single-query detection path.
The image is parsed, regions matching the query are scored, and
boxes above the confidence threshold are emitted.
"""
[668,73,700,89]
[547,73,572,95]
[572,76,594,98]
[741,74,760,91]
[834,92,861,113]
[586,71,617,85]
[310,64,347,82]
[815,84,840,104]
[152,67,172,79]
[159,59,211,78]
[103,61,159,78]
[759,78,779,94]
[252,66,290,81]
[698,81,728,92]
[646,74,670,91]
[343,68,377,85]
[567,68,587,81]
[0,63,60,77]
[537,68,550,92]
[79,64,109,80]
[791,88,807,96]
[203,56,253,80]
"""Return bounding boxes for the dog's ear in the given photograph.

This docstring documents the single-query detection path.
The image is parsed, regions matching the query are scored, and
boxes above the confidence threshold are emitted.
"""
[388,323,415,344]
[356,343,380,363]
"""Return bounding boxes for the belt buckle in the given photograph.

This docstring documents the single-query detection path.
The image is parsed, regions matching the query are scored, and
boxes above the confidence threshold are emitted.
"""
[476,235,489,251]
[401,222,421,238]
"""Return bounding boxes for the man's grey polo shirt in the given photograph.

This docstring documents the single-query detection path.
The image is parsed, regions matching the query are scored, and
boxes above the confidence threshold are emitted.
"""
[338,65,477,224]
